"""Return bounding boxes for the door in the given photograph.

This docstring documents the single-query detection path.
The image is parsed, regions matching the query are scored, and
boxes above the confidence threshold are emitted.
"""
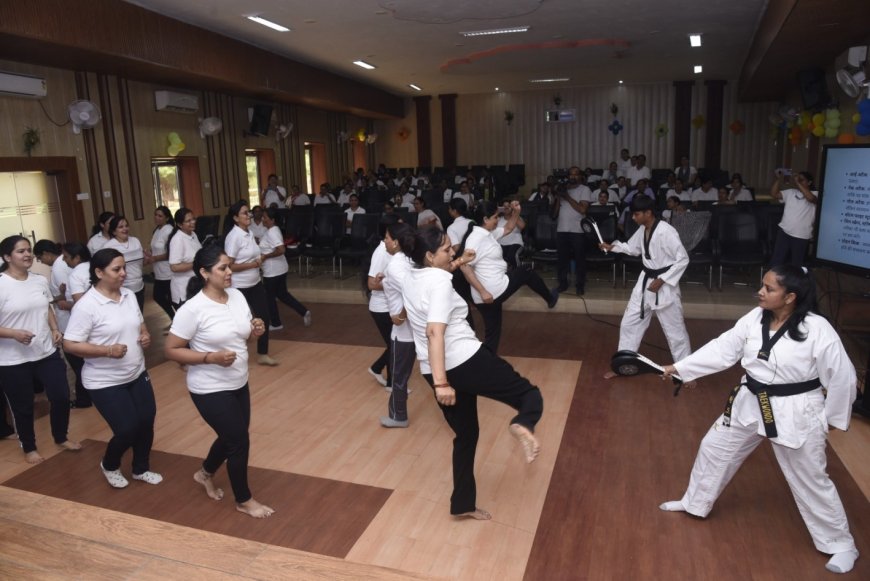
[0,171,65,244]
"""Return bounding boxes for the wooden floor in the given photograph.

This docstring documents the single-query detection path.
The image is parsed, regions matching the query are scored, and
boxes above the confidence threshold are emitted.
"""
[1,287,868,580]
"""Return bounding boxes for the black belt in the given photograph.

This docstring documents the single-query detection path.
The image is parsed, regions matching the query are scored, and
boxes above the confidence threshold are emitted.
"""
[639,265,671,319]
[722,374,822,438]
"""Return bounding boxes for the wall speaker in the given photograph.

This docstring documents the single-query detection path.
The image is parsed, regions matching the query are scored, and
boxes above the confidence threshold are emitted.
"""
[248,104,273,136]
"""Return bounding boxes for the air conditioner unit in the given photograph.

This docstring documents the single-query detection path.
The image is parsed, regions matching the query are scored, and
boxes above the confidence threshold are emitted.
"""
[0,71,47,99]
[154,90,199,113]
[545,109,576,123]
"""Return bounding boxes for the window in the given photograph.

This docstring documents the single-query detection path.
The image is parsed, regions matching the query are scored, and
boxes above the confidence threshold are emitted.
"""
[304,144,314,194]
[245,151,261,207]
[152,161,183,215]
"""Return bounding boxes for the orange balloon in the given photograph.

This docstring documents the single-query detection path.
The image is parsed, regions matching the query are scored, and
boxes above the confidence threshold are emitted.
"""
[838,133,856,144]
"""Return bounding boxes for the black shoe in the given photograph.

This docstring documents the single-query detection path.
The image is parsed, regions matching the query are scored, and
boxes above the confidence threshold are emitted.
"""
[548,287,560,309]
[70,401,92,409]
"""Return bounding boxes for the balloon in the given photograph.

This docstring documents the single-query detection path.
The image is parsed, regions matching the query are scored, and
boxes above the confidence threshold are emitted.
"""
[838,133,856,144]
[828,118,841,129]
[167,132,185,156]
[826,109,840,119]
[824,127,837,138]
[807,122,815,131]
[811,126,825,137]
[799,111,811,125]
[857,125,870,137]
[168,132,182,145]
[853,113,863,124]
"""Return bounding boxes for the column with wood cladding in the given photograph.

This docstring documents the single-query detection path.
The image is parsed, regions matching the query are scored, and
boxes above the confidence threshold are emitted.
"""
[439,94,457,169]
[414,96,432,169]
[704,80,727,171]
[673,81,694,166]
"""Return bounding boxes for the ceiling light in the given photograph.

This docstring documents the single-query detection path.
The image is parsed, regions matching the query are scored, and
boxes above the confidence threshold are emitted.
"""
[495,87,500,92]
[353,60,376,70]
[409,84,422,91]
[689,34,702,47]
[246,16,290,32]
[460,26,530,37]
[529,78,570,83]
[618,80,624,84]
[694,65,703,74]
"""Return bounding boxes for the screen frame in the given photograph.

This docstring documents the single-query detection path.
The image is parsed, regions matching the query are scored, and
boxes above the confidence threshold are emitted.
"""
[812,143,870,277]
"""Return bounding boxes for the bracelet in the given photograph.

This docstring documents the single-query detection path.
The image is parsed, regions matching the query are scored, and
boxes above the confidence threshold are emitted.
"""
[203,352,209,364]
[397,316,406,322]
[433,383,451,388]
[107,345,112,358]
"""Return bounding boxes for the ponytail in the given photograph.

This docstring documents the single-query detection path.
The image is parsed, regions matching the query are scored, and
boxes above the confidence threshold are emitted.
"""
[186,244,225,300]
[409,227,446,268]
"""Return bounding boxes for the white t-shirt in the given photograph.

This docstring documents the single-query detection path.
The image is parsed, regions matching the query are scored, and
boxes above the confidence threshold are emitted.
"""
[288,193,311,207]
[150,224,174,281]
[450,192,474,207]
[262,186,287,208]
[249,220,268,242]
[441,188,454,203]
[259,225,288,278]
[779,188,818,239]
[169,289,251,394]
[627,165,651,186]
[87,233,110,255]
[68,262,91,298]
[416,209,443,230]
[616,158,632,178]
[383,252,414,342]
[50,258,72,332]
[103,237,145,293]
[447,216,473,246]
[224,226,261,289]
[691,187,718,203]
[336,191,352,206]
[496,217,523,246]
[368,241,391,313]
[0,272,55,365]
[314,194,336,205]
[64,287,145,389]
[667,188,691,202]
[465,226,510,303]
[168,231,202,304]
[558,186,591,233]
[402,267,480,374]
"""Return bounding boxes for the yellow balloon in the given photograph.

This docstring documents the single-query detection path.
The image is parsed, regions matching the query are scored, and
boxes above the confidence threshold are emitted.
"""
[812,126,825,137]
[853,113,862,124]
[168,132,182,145]
[811,113,825,125]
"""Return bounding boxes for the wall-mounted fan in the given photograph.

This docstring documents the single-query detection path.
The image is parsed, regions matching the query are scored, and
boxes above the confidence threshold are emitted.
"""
[68,100,101,134]
[198,116,223,138]
[835,46,869,99]
[275,122,293,141]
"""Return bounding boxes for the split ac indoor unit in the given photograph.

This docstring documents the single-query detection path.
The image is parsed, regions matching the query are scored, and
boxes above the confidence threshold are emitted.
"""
[154,90,199,113]
[0,71,47,98]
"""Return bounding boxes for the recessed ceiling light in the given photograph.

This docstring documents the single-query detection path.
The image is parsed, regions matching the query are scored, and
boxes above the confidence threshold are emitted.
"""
[529,78,570,83]
[495,87,500,92]
[304,19,316,24]
[409,84,422,91]
[694,65,703,74]
[246,15,290,32]
[353,60,376,70]
[618,80,624,84]
[461,26,530,37]
[689,34,702,47]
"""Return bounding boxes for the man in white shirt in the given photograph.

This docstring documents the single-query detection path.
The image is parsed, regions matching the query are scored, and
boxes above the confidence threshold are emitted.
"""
[674,156,697,187]
[616,148,632,178]
[769,170,817,268]
[313,183,337,205]
[690,177,718,205]
[627,154,651,187]
[261,174,287,208]
[286,185,311,207]
[554,166,591,295]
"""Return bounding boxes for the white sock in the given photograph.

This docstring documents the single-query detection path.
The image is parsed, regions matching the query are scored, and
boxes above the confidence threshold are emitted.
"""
[659,500,686,512]
[825,550,858,574]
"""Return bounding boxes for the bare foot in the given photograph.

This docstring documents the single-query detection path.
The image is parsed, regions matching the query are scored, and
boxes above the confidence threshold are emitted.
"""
[509,423,541,463]
[193,468,224,500]
[454,508,492,520]
[58,440,82,451]
[603,371,618,379]
[24,451,44,464]
[236,498,275,518]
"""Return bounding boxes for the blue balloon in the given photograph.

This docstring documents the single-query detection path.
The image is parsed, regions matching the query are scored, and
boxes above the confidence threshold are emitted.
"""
[858,99,870,113]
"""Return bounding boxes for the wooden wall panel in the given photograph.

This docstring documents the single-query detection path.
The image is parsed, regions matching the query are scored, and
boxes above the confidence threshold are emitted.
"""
[373,101,417,170]
[720,82,779,192]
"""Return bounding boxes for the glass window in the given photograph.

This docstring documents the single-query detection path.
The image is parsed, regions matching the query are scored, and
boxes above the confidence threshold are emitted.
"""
[246,152,261,207]
[152,161,183,216]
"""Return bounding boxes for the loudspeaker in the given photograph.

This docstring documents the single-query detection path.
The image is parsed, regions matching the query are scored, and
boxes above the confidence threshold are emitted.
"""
[248,104,273,136]
[796,68,830,110]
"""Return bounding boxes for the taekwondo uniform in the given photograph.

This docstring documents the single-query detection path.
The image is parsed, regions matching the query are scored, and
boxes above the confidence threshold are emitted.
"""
[672,308,857,556]
[610,219,691,362]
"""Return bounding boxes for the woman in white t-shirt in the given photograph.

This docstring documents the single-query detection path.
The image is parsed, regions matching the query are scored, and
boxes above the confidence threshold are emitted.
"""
[224,201,276,366]
[0,235,80,464]
[103,215,151,312]
[168,207,202,309]
[165,245,274,519]
[412,197,443,230]
[61,242,93,408]
[366,216,396,389]
[150,206,176,323]
[770,170,818,268]
[259,208,311,331]
[401,227,544,519]
[459,201,558,354]
[64,248,161,489]
[87,211,115,256]
[344,194,366,234]
[495,199,526,268]
[377,221,417,428]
